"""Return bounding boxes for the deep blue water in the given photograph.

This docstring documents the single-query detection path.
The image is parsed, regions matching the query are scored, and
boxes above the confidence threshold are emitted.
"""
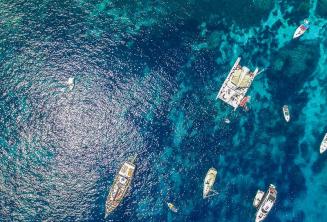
[0,0,327,221]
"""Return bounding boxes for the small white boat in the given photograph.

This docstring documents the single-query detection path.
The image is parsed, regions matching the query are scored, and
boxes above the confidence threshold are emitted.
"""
[203,168,219,199]
[320,133,327,154]
[225,118,231,124]
[282,105,290,122]
[293,19,309,39]
[67,77,75,91]
[167,202,178,213]
[254,184,277,222]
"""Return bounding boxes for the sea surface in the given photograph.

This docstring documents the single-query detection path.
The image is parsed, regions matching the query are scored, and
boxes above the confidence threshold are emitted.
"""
[0,0,327,221]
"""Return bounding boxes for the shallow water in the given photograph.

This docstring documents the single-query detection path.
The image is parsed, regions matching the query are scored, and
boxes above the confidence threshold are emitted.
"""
[0,0,327,221]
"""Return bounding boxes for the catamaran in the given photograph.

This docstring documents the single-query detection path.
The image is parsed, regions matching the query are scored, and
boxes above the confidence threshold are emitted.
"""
[282,105,290,122]
[104,155,137,218]
[203,168,219,198]
[253,184,277,222]
[320,133,327,154]
[293,19,309,39]
[167,202,178,213]
[216,57,261,110]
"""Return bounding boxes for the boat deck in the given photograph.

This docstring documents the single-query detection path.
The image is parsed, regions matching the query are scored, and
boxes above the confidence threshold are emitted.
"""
[217,57,259,110]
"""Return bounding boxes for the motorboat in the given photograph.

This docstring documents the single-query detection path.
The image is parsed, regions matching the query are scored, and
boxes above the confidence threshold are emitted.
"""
[320,133,327,154]
[203,168,219,198]
[253,184,277,222]
[167,202,178,213]
[293,19,309,39]
[67,77,75,91]
[104,155,137,217]
[282,105,290,122]
[253,190,265,208]
[217,57,261,110]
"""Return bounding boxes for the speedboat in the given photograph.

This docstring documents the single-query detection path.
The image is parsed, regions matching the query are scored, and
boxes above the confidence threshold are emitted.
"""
[282,105,290,122]
[253,184,277,222]
[67,77,75,91]
[320,133,327,154]
[167,202,178,213]
[104,155,137,217]
[293,19,309,39]
[216,57,261,110]
[203,168,219,198]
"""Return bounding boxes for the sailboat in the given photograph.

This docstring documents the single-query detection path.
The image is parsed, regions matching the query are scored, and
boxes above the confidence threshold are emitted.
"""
[293,19,309,39]
[104,155,137,218]
[203,168,219,198]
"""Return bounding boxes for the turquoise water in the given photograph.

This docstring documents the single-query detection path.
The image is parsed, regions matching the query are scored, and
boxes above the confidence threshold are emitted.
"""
[0,0,327,221]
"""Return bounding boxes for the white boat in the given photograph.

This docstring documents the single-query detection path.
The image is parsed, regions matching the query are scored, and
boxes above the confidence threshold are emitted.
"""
[225,118,231,124]
[282,105,290,122]
[253,190,265,208]
[293,19,309,39]
[67,77,75,91]
[217,57,261,110]
[167,202,178,213]
[254,184,277,222]
[320,133,327,154]
[203,168,219,198]
[105,155,137,218]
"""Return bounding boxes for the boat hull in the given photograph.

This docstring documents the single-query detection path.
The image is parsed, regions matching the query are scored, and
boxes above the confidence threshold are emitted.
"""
[203,168,217,198]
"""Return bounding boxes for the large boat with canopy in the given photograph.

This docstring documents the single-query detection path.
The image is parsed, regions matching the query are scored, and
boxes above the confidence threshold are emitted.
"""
[217,57,261,110]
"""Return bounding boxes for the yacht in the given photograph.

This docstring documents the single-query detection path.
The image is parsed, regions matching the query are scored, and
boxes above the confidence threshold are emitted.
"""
[282,105,290,122]
[217,57,261,110]
[203,168,219,198]
[104,155,137,217]
[253,184,277,222]
[167,202,178,213]
[320,133,327,154]
[293,19,309,39]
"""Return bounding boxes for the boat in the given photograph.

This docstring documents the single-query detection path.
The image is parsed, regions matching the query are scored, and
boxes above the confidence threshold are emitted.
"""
[104,155,137,218]
[203,167,219,198]
[282,105,290,122]
[320,133,327,154]
[253,190,265,208]
[293,19,309,39]
[167,202,178,213]
[225,118,231,124]
[253,184,277,222]
[216,57,261,110]
[67,77,75,91]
